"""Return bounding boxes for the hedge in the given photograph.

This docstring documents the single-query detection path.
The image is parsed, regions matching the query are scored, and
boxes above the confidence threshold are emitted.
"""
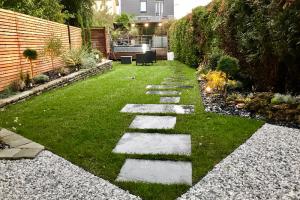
[169,0,300,93]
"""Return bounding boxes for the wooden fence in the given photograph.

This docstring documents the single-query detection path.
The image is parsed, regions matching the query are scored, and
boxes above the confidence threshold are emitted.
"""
[90,28,110,58]
[0,8,82,91]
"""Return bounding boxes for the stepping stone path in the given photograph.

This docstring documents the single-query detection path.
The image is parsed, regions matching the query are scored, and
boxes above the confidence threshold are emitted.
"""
[116,159,192,185]
[113,133,191,155]
[121,104,194,114]
[160,97,181,103]
[0,128,44,159]
[129,115,176,129]
[146,90,181,95]
[113,73,195,186]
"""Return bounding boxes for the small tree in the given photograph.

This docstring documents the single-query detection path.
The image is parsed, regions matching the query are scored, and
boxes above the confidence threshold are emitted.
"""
[44,34,62,70]
[23,49,38,78]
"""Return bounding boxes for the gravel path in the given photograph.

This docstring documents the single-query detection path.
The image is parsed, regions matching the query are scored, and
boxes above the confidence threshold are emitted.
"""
[179,124,300,200]
[0,150,140,200]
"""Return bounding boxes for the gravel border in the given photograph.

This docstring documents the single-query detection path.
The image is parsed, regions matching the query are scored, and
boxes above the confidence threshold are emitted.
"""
[178,123,300,200]
[0,150,140,200]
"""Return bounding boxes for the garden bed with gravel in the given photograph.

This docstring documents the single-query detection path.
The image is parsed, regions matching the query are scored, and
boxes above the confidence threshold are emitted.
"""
[199,79,300,128]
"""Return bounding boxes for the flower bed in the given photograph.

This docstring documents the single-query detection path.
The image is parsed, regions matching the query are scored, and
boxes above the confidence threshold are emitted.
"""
[0,60,112,108]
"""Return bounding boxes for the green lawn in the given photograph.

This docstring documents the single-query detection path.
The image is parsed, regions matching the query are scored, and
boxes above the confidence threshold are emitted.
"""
[0,61,263,200]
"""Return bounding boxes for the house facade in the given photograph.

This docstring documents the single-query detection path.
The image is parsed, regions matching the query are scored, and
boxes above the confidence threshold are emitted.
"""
[94,0,119,15]
[121,0,174,23]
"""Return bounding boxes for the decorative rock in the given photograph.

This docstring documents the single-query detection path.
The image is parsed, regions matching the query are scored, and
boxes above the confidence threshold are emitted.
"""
[179,124,300,200]
[0,151,140,200]
[129,115,176,129]
[116,159,192,185]
[146,91,181,96]
[121,104,194,114]
[113,133,191,155]
[160,97,180,104]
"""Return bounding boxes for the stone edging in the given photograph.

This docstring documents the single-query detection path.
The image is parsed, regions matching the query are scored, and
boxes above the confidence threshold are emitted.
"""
[0,128,44,159]
[0,60,113,108]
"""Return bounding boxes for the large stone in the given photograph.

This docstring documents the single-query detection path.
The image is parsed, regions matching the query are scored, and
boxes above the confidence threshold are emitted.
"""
[146,85,177,90]
[129,115,176,129]
[113,133,191,155]
[116,159,192,185]
[121,104,194,114]
[18,142,44,149]
[160,97,180,104]
[1,134,31,148]
[13,148,43,159]
[0,148,21,158]
[0,128,14,138]
[146,91,181,96]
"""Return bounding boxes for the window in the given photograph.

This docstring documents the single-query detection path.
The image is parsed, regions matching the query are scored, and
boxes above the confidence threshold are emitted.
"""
[140,1,147,13]
[155,0,164,16]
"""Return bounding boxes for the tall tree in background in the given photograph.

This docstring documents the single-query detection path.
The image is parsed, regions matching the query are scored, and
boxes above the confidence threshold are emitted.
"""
[92,0,115,29]
[0,0,67,23]
[60,0,95,47]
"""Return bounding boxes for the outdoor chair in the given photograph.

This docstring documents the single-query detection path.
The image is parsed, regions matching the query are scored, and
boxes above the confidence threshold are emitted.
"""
[144,51,154,66]
[136,53,145,66]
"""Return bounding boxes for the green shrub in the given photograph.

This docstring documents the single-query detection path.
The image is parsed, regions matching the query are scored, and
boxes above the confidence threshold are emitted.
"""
[23,49,38,78]
[81,57,97,69]
[227,80,243,90]
[271,93,296,105]
[33,74,50,84]
[63,48,87,68]
[90,49,103,63]
[208,50,223,70]
[9,80,26,92]
[217,55,240,78]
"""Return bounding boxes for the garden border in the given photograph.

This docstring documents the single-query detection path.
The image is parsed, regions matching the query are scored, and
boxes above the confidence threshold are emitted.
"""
[0,60,113,108]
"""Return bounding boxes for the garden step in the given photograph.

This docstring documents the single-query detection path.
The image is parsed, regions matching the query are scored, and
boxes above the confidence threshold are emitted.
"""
[129,115,176,129]
[113,133,191,155]
[116,159,192,185]
[121,104,194,114]
[146,85,178,90]
[160,97,180,104]
[146,90,181,96]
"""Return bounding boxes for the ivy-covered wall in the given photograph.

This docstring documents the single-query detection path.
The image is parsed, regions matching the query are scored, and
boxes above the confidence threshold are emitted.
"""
[169,0,300,93]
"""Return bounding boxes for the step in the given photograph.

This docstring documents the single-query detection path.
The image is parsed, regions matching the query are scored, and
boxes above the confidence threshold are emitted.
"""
[129,115,176,129]
[121,104,194,114]
[113,132,191,155]
[116,159,192,185]
[160,97,180,104]
[146,90,181,96]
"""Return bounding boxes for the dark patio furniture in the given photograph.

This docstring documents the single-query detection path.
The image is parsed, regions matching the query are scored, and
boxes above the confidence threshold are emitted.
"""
[136,53,145,66]
[121,56,132,64]
[144,51,154,65]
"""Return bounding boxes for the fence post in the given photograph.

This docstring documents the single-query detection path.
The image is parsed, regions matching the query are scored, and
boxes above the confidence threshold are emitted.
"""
[67,24,72,49]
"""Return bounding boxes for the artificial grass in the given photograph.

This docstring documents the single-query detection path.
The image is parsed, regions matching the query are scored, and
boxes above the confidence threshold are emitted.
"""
[0,61,264,200]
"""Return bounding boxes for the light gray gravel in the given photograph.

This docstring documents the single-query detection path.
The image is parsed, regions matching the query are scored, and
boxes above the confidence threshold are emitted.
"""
[178,124,300,200]
[0,150,140,200]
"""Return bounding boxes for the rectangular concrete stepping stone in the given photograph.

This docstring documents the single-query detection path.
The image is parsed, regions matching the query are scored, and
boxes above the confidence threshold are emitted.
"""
[113,133,191,155]
[0,148,21,158]
[18,142,44,149]
[1,134,31,148]
[116,159,192,185]
[160,97,180,104]
[13,148,43,159]
[146,90,181,96]
[121,104,194,114]
[129,115,176,129]
[0,129,14,138]
[146,85,177,90]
